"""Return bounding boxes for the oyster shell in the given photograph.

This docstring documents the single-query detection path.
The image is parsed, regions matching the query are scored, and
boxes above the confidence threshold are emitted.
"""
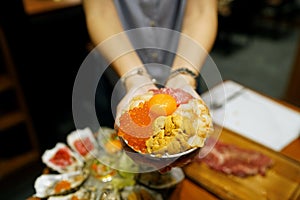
[100,188,121,200]
[34,170,89,198]
[137,167,184,189]
[67,127,99,160]
[120,185,163,200]
[96,127,123,155]
[87,159,118,182]
[47,187,97,200]
[42,143,84,173]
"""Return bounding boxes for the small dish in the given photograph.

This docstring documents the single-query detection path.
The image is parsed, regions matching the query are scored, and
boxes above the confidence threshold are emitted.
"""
[121,137,199,159]
[137,167,185,190]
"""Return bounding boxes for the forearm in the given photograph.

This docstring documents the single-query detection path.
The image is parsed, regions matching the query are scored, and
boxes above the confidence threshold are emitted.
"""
[171,0,218,86]
[83,0,147,82]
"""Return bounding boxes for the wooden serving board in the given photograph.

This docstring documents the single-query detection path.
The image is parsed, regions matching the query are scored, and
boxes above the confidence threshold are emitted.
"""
[183,128,300,200]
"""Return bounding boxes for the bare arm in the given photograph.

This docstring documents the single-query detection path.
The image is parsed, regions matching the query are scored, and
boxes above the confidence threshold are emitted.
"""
[83,0,153,90]
[83,0,157,124]
[168,0,218,88]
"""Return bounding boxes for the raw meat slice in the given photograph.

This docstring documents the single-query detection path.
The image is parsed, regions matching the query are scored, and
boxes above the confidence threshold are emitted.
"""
[197,141,273,177]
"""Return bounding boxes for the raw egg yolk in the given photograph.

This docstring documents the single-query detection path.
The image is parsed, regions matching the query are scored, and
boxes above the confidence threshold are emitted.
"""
[148,94,177,116]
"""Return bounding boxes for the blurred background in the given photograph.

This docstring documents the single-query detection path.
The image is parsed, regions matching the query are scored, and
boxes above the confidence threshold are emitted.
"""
[0,0,299,199]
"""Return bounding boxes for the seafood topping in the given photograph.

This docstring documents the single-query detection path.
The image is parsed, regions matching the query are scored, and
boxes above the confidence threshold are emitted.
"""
[74,137,94,157]
[67,128,99,160]
[118,101,153,153]
[150,88,194,105]
[54,180,71,193]
[50,147,72,167]
[88,159,117,182]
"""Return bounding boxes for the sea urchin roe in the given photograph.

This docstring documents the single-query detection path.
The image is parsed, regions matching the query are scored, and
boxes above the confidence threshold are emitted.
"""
[146,115,190,155]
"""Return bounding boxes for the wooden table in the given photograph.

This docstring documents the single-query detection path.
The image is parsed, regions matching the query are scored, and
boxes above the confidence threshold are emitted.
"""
[169,104,300,200]
[169,132,300,200]
[22,0,81,15]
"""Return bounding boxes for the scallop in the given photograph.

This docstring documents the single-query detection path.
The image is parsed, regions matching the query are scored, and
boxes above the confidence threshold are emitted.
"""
[42,143,84,173]
[34,170,89,198]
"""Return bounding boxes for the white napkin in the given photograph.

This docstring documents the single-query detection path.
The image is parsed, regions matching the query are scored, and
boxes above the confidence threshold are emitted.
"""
[201,80,300,151]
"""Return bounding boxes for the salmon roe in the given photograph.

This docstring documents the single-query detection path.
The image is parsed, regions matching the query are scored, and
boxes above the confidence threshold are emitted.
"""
[129,102,151,126]
[118,102,153,153]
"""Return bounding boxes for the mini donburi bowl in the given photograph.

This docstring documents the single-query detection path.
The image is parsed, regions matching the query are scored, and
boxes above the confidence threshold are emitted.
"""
[117,87,215,170]
[119,136,202,172]
[121,136,199,159]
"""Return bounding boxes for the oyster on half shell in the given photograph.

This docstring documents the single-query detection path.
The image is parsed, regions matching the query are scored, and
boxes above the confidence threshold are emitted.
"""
[34,170,89,198]
[42,143,84,173]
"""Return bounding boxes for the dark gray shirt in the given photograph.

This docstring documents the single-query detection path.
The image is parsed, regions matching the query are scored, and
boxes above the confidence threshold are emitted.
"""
[113,0,186,66]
